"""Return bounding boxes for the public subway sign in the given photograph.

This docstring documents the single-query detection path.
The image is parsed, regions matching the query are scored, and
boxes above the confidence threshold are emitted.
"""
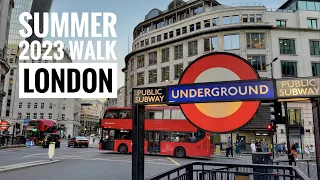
[168,80,275,103]
[133,87,168,105]
[276,77,320,99]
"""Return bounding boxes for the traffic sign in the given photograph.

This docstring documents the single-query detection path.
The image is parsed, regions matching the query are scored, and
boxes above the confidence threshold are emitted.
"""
[0,120,9,131]
[23,118,29,125]
[178,52,261,133]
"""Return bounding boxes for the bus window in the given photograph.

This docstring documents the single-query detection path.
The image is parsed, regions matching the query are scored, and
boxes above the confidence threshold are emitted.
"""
[104,110,118,118]
[119,110,132,119]
[172,109,186,119]
[145,111,159,119]
[163,110,170,119]
[154,111,163,119]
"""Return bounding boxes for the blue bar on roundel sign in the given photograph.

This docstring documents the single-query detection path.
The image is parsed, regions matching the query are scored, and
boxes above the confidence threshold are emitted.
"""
[168,80,275,103]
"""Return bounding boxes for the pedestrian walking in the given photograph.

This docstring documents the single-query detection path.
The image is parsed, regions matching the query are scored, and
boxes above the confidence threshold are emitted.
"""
[226,137,232,157]
[251,140,256,153]
[235,140,241,157]
[309,145,315,158]
[262,139,268,152]
[305,145,310,158]
[256,140,262,152]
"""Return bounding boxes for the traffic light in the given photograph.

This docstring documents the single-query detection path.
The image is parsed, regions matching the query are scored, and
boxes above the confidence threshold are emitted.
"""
[267,120,276,132]
[270,101,283,124]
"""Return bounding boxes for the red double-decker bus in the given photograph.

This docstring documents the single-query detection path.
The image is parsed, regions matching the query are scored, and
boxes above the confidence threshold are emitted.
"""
[99,107,214,158]
[25,119,58,145]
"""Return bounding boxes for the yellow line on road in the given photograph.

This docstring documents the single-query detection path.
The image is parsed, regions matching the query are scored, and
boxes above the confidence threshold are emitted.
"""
[167,157,180,166]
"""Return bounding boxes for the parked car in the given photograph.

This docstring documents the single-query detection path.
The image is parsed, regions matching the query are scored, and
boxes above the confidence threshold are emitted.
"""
[42,133,61,148]
[68,136,89,148]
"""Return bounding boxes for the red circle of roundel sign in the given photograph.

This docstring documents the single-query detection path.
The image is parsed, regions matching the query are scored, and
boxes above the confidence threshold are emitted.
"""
[179,52,260,133]
[0,120,9,131]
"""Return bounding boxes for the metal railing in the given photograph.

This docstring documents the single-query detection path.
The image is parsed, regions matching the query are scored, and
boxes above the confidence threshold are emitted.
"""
[274,159,318,180]
[146,162,311,180]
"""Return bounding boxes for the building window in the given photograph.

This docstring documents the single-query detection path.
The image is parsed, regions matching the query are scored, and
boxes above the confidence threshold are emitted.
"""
[222,16,230,25]
[27,102,31,108]
[196,22,201,30]
[130,59,134,71]
[48,113,52,119]
[33,113,37,119]
[148,69,157,84]
[161,66,170,82]
[10,69,14,75]
[176,29,181,36]
[169,31,174,38]
[49,103,53,109]
[27,113,30,119]
[256,14,262,22]
[18,113,22,119]
[40,113,44,119]
[312,62,320,76]
[182,27,187,34]
[310,40,320,55]
[151,37,155,43]
[288,108,301,125]
[247,33,265,49]
[276,20,287,27]
[19,102,22,108]
[137,55,145,68]
[162,48,170,62]
[174,64,184,79]
[212,17,219,26]
[279,39,296,54]
[189,24,194,32]
[39,103,44,108]
[204,36,218,52]
[308,19,318,29]
[242,14,248,22]
[140,40,144,47]
[249,14,255,22]
[224,34,240,50]
[149,52,157,66]
[188,41,198,56]
[7,100,11,107]
[34,103,37,108]
[231,15,239,24]
[154,36,160,43]
[145,39,149,46]
[204,19,210,28]
[164,33,168,40]
[137,72,144,86]
[281,61,298,77]
[174,45,183,60]
[62,114,65,120]
[247,55,266,71]
[62,105,65,110]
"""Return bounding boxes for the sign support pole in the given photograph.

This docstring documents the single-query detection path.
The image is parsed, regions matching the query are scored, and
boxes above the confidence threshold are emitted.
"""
[311,98,320,180]
[284,102,292,165]
[132,105,145,180]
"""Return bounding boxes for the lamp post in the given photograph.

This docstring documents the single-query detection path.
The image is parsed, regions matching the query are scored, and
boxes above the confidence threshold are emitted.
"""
[266,57,278,79]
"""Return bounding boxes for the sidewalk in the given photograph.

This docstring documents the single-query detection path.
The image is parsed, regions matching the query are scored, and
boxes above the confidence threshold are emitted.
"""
[0,144,26,150]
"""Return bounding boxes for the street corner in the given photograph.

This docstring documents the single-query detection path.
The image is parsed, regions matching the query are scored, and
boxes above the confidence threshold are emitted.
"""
[0,160,60,173]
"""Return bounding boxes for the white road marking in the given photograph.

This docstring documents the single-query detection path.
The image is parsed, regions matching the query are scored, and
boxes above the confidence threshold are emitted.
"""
[85,158,176,166]
[23,153,47,157]
[167,157,180,166]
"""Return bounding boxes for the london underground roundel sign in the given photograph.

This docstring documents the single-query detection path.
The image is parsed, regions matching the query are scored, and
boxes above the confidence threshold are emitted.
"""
[0,120,9,131]
[179,52,260,133]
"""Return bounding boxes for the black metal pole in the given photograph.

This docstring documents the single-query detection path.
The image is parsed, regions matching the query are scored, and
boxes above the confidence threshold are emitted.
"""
[132,105,145,180]
[230,133,233,157]
[12,125,15,145]
[284,102,292,165]
[300,127,303,159]
[311,98,320,180]
[271,132,274,159]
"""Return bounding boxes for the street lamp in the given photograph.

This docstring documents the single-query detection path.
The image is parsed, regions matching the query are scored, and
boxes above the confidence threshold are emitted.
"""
[266,57,278,79]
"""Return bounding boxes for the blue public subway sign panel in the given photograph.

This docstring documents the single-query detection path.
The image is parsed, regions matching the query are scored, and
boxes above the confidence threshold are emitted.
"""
[168,80,275,103]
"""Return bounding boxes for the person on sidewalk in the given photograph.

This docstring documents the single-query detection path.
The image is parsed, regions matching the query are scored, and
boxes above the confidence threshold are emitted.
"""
[235,140,241,157]
[262,139,268,152]
[226,137,232,157]
[251,140,256,153]
[309,145,315,158]
[305,145,310,158]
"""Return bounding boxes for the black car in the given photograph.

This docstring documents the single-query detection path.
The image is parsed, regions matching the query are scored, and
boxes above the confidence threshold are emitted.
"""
[42,133,61,148]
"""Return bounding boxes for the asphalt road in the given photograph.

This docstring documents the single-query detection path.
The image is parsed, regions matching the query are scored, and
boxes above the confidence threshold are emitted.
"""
[0,143,316,180]
[0,143,236,180]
